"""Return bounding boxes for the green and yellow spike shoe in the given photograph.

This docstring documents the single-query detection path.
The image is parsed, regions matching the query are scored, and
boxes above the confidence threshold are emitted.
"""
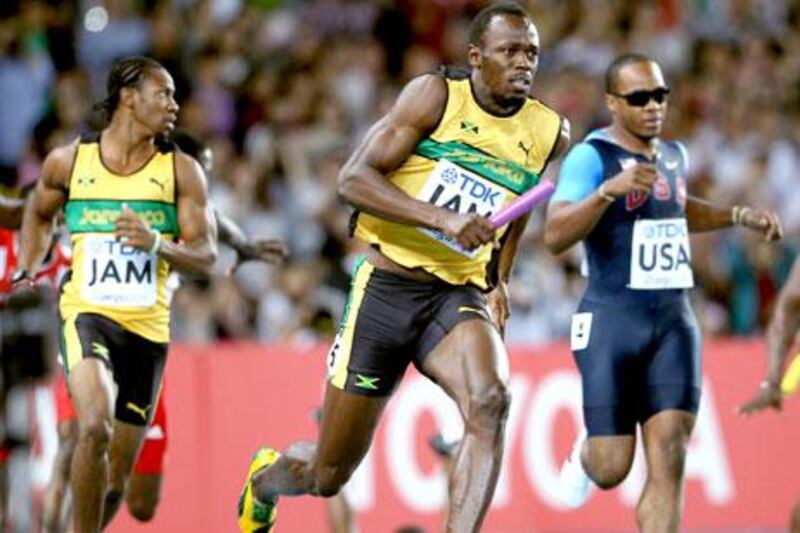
[237,447,281,532]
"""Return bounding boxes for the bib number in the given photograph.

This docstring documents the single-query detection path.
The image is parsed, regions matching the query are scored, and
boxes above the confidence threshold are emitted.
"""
[570,312,592,351]
[416,159,507,257]
[81,236,157,306]
[629,218,694,290]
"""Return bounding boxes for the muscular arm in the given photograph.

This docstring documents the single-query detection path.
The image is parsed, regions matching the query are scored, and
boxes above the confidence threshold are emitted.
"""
[215,209,248,251]
[17,144,73,273]
[498,118,571,281]
[158,154,217,275]
[489,119,571,334]
[686,196,782,241]
[337,74,449,229]
[0,196,25,230]
[544,196,612,255]
[739,257,800,414]
[543,142,617,255]
[763,258,800,386]
[117,153,218,276]
[214,209,287,267]
[339,74,494,254]
[685,196,733,232]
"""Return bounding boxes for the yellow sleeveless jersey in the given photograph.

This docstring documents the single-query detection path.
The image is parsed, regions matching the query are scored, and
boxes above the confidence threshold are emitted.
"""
[354,74,562,289]
[60,135,179,343]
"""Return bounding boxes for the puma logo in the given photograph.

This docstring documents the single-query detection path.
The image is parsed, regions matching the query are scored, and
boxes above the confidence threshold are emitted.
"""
[517,141,532,164]
[149,177,166,192]
[126,402,151,421]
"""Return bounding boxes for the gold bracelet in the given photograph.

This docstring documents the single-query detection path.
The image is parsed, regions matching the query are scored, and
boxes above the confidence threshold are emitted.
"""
[598,182,615,203]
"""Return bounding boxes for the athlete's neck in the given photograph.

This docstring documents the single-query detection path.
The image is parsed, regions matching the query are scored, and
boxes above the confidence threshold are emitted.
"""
[470,74,524,117]
[101,119,157,173]
[608,123,658,159]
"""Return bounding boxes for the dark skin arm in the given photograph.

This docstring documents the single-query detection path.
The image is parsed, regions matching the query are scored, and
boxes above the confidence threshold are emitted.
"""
[338,74,494,250]
[17,143,73,274]
[686,196,782,239]
[214,209,288,271]
[488,119,571,336]
[0,196,24,230]
[545,162,783,254]
[739,257,800,414]
[544,162,658,254]
[114,152,217,276]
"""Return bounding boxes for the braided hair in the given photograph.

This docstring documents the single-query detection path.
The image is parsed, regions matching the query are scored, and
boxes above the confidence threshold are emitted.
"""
[93,56,165,126]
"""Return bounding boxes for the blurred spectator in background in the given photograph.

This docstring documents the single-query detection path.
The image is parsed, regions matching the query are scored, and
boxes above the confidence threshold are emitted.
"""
[0,0,798,343]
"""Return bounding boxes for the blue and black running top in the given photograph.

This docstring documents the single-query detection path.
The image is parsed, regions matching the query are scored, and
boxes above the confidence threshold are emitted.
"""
[552,128,692,307]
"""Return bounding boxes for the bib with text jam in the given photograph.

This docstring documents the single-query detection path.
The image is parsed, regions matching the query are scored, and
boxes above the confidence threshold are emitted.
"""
[81,236,157,306]
[415,158,507,258]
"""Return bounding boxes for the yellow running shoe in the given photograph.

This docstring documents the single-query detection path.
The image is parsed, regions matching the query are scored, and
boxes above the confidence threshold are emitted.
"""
[237,447,281,532]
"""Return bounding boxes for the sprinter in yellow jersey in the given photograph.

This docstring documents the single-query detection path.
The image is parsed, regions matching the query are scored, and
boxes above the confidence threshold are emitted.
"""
[15,56,217,533]
[238,4,570,532]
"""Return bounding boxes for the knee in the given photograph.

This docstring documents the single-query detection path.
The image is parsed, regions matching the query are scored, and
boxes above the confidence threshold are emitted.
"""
[127,495,158,523]
[465,382,511,434]
[79,416,113,452]
[314,466,351,498]
[58,421,79,455]
[590,462,630,490]
[655,437,689,477]
[585,450,633,490]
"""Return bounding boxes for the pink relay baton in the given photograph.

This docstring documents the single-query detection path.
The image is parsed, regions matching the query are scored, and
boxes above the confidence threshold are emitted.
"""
[490,180,555,228]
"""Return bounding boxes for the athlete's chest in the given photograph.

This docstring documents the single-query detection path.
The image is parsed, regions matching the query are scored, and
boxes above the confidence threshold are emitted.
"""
[70,146,175,202]
[607,154,687,216]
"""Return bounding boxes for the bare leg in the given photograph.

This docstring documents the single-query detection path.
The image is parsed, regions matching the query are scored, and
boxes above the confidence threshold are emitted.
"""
[325,490,355,533]
[420,320,510,533]
[125,473,162,522]
[252,384,389,500]
[42,419,79,533]
[67,359,115,532]
[791,500,800,533]
[636,409,695,533]
[99,421,147,528]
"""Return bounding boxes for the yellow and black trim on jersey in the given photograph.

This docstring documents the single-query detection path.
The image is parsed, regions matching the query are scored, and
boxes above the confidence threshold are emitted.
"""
[59,133,178,343]
[353,71,562,289]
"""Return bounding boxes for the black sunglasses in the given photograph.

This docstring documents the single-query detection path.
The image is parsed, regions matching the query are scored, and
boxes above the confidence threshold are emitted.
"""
[611,87,670,107]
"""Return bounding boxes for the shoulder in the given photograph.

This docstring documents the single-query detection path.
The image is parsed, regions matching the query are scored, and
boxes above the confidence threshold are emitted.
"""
[174,151,206,180]
[174,151,208,194]
[526,96,561,119]
[396,72,447,106]
[46,138,80,167]
[41,137,80,186]
[564,141,603,166]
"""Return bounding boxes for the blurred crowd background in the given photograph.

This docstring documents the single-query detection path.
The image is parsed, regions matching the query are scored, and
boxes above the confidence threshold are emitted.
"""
[1,0,799,345]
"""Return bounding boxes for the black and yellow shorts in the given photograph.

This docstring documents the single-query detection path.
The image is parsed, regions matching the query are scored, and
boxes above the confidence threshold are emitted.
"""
[59,312,167,426]
[327,256,492,397]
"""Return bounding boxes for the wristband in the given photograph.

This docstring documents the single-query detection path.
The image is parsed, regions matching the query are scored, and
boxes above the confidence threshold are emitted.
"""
[148,230,162,255]
[731,205,750,226]
[598,182,615,203]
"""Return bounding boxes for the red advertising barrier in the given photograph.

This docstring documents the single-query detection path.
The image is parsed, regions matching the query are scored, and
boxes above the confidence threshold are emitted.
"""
[107,339,800,532]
